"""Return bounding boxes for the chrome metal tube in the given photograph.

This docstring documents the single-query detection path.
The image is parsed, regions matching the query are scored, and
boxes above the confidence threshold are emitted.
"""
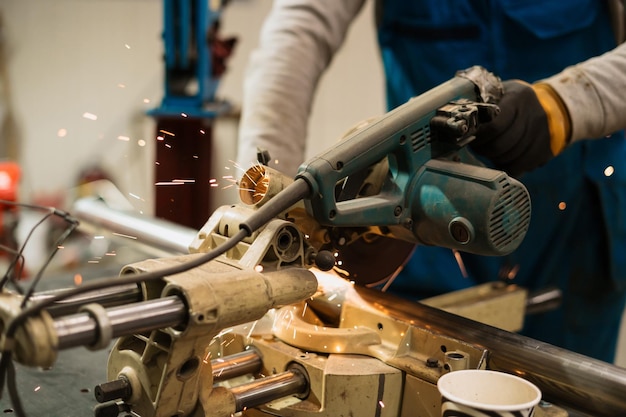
[212,350,262,382]
[31,284,142,317]
[357,286,626,416]
[73,197,198,254]
[53,296,187,349]
[230,368,308,411]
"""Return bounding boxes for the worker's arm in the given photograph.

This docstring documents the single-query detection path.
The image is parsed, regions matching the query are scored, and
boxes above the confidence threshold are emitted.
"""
[236,0,366,177]
[542,41,626,143]
[472,42,626,176]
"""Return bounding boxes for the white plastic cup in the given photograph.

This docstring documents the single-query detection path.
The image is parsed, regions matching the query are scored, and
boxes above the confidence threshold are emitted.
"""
[437,369,541,417]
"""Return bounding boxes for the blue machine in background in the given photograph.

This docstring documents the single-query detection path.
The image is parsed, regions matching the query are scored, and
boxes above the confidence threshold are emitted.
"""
[150,0,234,118]
[149,0,237,229]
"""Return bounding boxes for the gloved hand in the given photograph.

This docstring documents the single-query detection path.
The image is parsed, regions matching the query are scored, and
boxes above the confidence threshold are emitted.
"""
[471,80,571,177]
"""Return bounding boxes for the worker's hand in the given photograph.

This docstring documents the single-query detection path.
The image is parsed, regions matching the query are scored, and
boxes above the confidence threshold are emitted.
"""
[471,80,570,177]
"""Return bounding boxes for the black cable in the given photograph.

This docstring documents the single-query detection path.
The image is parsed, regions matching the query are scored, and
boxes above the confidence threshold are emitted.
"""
[20,222,79,308]
[0,244,25,294]
[0,199,77,290]
[0,211,53,289]
[6,359,25,416]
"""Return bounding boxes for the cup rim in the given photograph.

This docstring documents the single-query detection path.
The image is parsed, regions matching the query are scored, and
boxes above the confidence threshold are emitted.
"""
[437,369,542,411]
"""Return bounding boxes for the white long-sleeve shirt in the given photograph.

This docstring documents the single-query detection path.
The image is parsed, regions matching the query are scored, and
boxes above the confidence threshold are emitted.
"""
[543,41,626,143]
[236,0,626,177]
[236,0,366,176]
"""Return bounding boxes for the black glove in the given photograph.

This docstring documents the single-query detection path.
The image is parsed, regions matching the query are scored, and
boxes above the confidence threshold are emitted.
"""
[471,80,554,177]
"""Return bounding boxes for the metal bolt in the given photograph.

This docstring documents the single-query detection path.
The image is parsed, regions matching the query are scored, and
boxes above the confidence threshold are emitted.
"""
[94,377,132,403]
[426,357,439,368]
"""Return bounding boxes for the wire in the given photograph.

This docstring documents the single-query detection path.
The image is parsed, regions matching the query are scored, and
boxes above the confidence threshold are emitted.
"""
[20,222,79,308]
[0,244,24,294]
[0,199,78,290]
[0,211,53,289]
[6,359,24,416]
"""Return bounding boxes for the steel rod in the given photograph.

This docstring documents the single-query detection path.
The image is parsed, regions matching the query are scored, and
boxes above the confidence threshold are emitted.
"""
[230,368,308,412]
[212,349,262,382]
[31,284,142,317]
[53,296,187,349]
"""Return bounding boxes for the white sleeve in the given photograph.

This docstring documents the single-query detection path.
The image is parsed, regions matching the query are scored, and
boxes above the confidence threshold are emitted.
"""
[236,0,366,177]
[542,42,626,142]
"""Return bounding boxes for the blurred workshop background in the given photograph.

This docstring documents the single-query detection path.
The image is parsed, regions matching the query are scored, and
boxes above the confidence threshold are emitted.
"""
[0,0,624,373]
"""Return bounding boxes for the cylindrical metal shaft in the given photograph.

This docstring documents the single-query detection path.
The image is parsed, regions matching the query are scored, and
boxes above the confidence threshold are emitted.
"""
[53,296,187,349]
[230,368,308,411]
[31,284,142,317]
[73,197,198,254]
[212,350,262,382]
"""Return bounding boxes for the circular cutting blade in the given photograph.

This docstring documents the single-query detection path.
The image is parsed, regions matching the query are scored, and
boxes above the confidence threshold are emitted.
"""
[333,236,416,287]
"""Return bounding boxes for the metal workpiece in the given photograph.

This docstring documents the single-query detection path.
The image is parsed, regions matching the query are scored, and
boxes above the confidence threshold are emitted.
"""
[262,272,624,416]
[339,282,626,416]
[73,196,198,255]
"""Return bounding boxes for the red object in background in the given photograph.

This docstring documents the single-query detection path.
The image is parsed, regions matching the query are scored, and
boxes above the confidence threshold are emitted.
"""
[0,161,23,278]
[0,161,22,221]
[0,161,20,204]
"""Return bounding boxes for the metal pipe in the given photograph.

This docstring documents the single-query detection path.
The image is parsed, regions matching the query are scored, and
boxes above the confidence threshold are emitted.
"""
[212,350,262,382]
[73,197,198,254]
[53,296,187,349]
[31,284,142,317]
[356,286,626,416]
[230,367,308,412]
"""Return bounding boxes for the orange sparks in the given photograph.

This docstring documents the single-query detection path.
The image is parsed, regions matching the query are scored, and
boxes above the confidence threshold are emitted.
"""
[159,129,175,137]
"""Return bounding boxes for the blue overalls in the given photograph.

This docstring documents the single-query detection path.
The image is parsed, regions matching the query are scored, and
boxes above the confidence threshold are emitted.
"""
[377,0,626,362]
